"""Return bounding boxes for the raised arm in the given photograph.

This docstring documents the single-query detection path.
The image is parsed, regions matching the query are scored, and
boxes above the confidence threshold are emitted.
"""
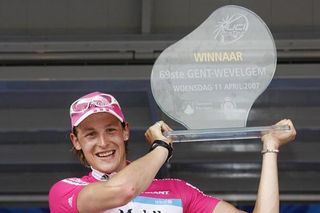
[77,121,172,213]
[213,119,296,213]
[252,119,296,213]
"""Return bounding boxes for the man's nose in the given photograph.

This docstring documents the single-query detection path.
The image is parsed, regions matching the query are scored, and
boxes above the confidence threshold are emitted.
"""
[98,134,109,146]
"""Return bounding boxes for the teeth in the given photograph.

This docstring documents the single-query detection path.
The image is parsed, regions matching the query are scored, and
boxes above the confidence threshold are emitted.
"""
[97,150,114,157]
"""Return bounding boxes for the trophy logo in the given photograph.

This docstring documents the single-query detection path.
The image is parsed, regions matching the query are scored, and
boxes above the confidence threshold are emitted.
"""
[213,13,249,44]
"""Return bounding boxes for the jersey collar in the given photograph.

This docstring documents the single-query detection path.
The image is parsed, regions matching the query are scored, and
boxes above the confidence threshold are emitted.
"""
[91,167,115,181]
[90,161,131,181]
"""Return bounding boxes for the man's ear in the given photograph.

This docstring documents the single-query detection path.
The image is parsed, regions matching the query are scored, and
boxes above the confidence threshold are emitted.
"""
[70,133,82,150]
[123,122,130,141]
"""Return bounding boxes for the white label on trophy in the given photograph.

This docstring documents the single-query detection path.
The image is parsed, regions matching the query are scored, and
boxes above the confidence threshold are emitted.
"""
[151,5,276,129]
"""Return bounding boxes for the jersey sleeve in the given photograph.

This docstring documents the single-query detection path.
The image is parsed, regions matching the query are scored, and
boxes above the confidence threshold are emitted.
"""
[48,178,87,213]
[177,180,221,213]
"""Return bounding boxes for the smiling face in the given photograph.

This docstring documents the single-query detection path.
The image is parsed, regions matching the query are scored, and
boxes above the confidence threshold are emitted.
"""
[70,112,129,174]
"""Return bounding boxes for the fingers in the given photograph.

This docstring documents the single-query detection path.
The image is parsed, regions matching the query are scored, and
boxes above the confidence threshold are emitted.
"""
[275,118,291,126]
[155,121,162,127]
[144,120,172,145]
[275,119,296,140]
[155,120,172,132]
[285,119,296,141]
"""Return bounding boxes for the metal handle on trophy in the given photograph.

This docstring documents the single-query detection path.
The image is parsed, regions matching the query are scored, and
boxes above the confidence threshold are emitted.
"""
[151,5,283,143]
[164,125,290,143]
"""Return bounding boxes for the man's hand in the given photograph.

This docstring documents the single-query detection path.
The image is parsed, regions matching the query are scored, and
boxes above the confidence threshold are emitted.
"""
[145,121,172,145]
[261,119,296,150]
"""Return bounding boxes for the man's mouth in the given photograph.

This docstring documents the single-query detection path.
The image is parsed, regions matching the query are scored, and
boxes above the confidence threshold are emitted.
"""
[96,150,115,158]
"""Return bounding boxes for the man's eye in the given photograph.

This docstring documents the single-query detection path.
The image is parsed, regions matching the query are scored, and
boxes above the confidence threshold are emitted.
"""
[85,132,95,137]
[107,128,116,133]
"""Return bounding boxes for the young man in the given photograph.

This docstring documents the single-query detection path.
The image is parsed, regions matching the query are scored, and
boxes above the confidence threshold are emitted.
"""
[49,91,296,213]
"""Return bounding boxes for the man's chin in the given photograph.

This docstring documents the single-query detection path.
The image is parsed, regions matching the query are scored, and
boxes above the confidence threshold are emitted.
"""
[96,162,119,173]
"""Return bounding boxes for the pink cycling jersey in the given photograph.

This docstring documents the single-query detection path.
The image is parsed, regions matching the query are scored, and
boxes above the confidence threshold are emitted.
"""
[49,169,220,213]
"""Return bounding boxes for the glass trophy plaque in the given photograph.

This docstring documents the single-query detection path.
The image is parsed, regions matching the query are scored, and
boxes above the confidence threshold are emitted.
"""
[150,5,289,143]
